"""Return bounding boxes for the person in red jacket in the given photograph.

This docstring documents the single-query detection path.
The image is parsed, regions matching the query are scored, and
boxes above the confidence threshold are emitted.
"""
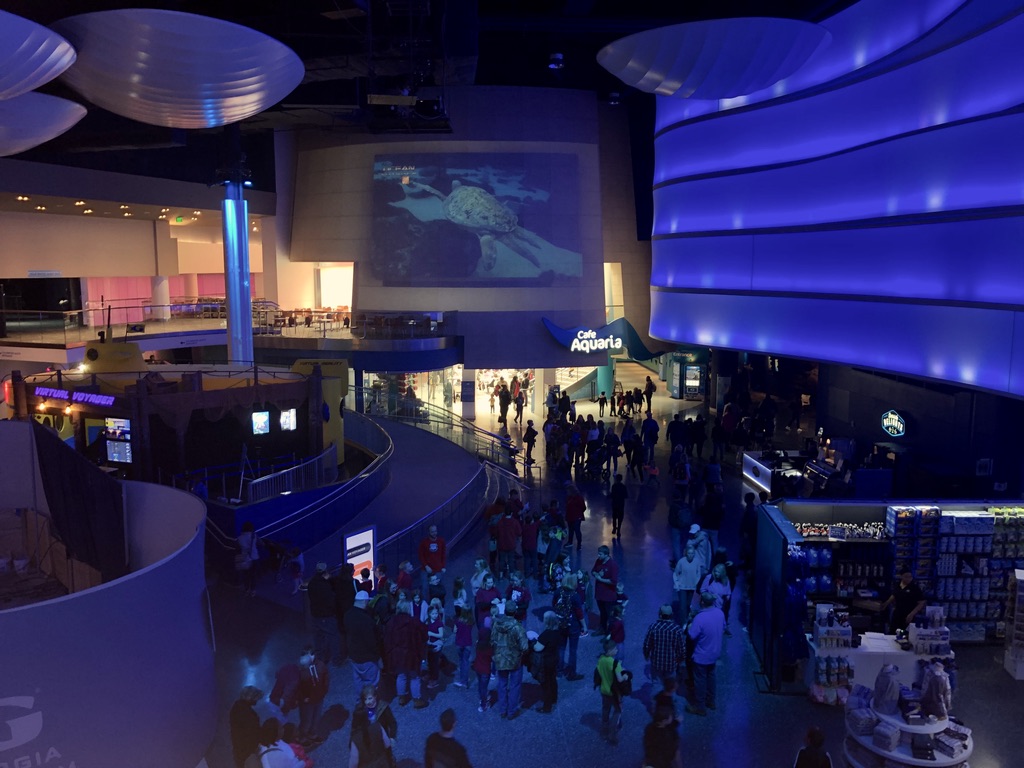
[496,508,522,580]
[419,524,447,594]
[565,486,587,551]
[591,546,620,634]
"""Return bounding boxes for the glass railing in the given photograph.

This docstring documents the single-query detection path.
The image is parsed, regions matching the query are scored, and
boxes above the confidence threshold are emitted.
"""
[349,385,522,472]
[374,460,527,577]
[203,410,394,556]
[0,303,457,345]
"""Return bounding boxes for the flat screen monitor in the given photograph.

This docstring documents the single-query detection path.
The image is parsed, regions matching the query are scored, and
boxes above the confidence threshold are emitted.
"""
[104,416,131,440]
[280,408,297,431]
[252,411,270,435]
[106,440,132,464]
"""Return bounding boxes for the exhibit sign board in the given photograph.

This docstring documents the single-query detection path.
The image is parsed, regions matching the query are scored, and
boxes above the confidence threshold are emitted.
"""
[345,526,375,578]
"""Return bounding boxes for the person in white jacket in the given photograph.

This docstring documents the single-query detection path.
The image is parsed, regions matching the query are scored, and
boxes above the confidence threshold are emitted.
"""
[672,544,704,623]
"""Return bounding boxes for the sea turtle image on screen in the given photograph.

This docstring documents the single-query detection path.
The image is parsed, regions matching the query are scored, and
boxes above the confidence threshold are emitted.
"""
[387,178,582,279]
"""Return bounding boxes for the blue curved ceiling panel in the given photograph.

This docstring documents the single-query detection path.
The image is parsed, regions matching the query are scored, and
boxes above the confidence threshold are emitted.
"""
[650,291,1019,395]
[654,13,1024,182]
[651,217,1024,306]
[652,112,1024,235]
[654,0,968,131]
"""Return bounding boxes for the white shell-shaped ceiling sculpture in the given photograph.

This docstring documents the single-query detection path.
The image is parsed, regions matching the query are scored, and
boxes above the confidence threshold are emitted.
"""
[597,17,830,99]
[0,92,87,157]
[52,8,305,129]
[0,10,77,101]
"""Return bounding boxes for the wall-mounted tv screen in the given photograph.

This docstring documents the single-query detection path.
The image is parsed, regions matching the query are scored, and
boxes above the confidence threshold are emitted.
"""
[280,408,297,431]
[252,411,270,435]
[106,440,132,464]
[372,152,582,286]
[104,417,131,440]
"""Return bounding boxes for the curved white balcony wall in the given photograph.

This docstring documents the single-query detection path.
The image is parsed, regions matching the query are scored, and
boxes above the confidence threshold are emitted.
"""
[0,421,214,768]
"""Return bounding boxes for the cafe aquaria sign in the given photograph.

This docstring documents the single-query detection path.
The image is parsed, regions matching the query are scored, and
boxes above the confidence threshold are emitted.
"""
[881,409,906,437]
[542,317,665,361]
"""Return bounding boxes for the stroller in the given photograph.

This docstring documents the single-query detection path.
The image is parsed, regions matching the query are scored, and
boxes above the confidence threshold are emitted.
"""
[582,444,610,481]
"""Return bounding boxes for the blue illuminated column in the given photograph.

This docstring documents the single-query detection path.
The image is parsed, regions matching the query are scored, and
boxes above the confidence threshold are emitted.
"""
[222,181,253,364]
[596,359,614,402]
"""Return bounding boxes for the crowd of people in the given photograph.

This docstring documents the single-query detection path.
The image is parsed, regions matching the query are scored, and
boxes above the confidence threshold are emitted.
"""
[228,368,827,768]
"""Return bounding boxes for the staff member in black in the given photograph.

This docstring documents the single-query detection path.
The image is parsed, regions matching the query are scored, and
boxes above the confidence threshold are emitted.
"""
[881,568,926,633]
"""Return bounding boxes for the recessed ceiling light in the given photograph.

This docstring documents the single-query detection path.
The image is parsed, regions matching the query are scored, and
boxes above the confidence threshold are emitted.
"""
[119,204,130,209]
[123,212,132,217]
[35,205,46,211]
[192,210,201,216]
[74,200,86,206]
[160,208,170,213]
[16,195,30,201]
[83,209,94,214]
[158,214,166,220]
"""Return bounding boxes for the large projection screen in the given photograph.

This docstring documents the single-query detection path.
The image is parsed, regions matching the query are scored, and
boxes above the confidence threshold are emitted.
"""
[371,152,582,286]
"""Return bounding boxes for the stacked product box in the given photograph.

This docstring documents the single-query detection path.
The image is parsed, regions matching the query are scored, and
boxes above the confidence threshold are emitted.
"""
[886,506,939,596]
[1005,568,1024,680]
[989,506,1024,640]
[938,510,996,642]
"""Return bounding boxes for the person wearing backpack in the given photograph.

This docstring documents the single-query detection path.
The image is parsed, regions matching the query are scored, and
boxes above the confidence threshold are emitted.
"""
[490,602,528,720]
[553,573,588,680]
[667,491,690,566]
[594,639,629,746]
[246,718,305,768]
[603,426,621,477]
[532,611,563,713]
[644,376,657,412]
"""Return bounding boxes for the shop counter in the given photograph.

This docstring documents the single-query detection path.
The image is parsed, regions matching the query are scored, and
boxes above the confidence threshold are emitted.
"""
[743,450,806,496]
[808,632,954,690]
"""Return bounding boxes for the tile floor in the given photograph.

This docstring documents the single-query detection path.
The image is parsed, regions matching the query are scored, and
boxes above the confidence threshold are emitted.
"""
[205,363,1021,768]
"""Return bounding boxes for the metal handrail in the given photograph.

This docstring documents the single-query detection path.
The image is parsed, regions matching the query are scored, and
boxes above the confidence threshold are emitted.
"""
[244,443,339,504]
[204,411,394,550]
[353,385,520,471]
[373,460,533,575]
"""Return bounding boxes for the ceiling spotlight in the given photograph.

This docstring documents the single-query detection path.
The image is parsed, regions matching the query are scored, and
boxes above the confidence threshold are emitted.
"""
[74,200,86,206]
[548,53,564,70]
[83,209,93,214]
[158,214,166,220]
[37,399,47,411]
[192,210,202,215]
[16,195,30,201]
[123,212,132,217]
[35,205,46,211]
[160,208,169,213]
[119,204,129,209]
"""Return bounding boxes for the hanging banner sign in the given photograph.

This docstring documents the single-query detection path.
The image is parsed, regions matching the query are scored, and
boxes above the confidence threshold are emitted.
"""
[542,317,667,360]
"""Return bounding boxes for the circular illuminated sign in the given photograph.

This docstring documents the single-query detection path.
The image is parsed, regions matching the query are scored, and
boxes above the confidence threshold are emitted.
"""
[881,410,906,437]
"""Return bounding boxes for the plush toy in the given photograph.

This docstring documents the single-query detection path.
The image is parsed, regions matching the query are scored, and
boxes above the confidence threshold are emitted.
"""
[920,661,953,719]
[873,663,901,715]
